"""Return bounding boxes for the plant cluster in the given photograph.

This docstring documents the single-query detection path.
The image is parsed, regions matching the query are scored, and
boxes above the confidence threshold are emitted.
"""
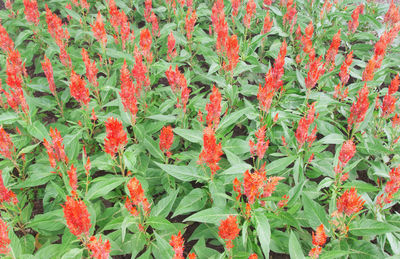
[0,0,400,258]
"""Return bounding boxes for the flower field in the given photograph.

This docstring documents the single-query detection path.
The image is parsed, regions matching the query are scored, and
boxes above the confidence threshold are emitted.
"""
[0,0,400,258]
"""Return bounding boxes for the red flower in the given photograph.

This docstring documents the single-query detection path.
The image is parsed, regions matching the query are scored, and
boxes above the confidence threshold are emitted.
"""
[0,170,18,205]
[86,235,111,259]
[262,11,273,34]
[384,166,400,203]
[262,176,284,199]
[150,12,160,37]
[188,253,196,259]
[0,217,11,255]
[167,32,177,61]
[384,0,400,27]
[198,126,223,176]
[104,117,128,157]
[301,22,314,53]
[62,196,91,237]
[82,48,99,88]
[348,4,364,33]
[337,187,365,216]
[231,0,241,17]
[0,127,15,161]
[43,127,68,168]
[144,0,152,22]
[309,246,322,258]
[45,5,69,43]
[41,56,56,95]
[23,0,40,25]
[233,177,242,200]
[140,28,153,63]
[125,177,151,216]
[0,24,14,53]
[91,12,107,47]
[295,102,318,148]
[206,85,222,128]
[338,140,356,167]
[243,0,256,28]
[185,8,197,41]
[159,126,174,157]
[348,84,369,131]
[283,0,297,32]
[312,224,327,247]
[132,48,150,90]
[305,56,325,90]
[277,194,289,208]
[119,61,138,124]
[382,74,399,118]
[169,231,184,259]
[362,58,375,82]
[325,29,341,68]
[218,215,240,250]
[243,169,266,204]
[255,125,269,159]
[223,34,240,72]
[69,70,90,106]
[6,49,24,90]
[339,51,353,86]
[67,164,78,195]
[249,254,258,259]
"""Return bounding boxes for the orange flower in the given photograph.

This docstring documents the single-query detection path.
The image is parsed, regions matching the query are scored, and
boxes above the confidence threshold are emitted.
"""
[301,22,314,54]
[62,196,92,237]
[347,84,369,131]
[159,126,174,157]
[384,166,400,203]
[338,140,356,167]
[0,217,11,255]
[167,32,177,61]
[305,56,325,90]
[140,28,153,63]
[23,0,40,25]
[206,85,222,128]
[325,29,341,68]
[185,8,197,41]
[125,177,151,216]
[231,0,241,17]
[348,4,364,33]
[41,56,56,95]
[223,34,239,72]
[262,176,284,199]
[362,58,375,82]
[119,61,138,124]
[0,24,14,53]
[0,170,18,205]
[243,169,266,204]
[312,224,327,247]
[384,0,400,27]
[218,215,240,250]
[337,187,365,216]
[169,231,184,259]
[67,164,78,196]
[262,11,273,34]
[104,117,128,158]
[233,178,242,200]
[295,102,318,148]
[0,127,15,161]
[277,194,289,208]
[86,235,111,259]
[198,126,223,176]
[69,70,90,106]
[248,254,258,259]
[309,246,322,258]
[43,127,68,168]
[91,12,107,47]
[81,48,99,88]
[243,0,256,28]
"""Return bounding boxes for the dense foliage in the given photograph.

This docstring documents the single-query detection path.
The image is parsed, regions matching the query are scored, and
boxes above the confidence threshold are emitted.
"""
[0,0,400,258]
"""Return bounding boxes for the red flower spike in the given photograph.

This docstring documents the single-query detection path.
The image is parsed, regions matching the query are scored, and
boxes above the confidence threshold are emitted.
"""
[0,127,15,161]
[262,11,273,34]
[295,102,317,148]
[185,8,197,41]
[140,28,153,63]
[198,126,223,176]
[255,125,269,160]
[384,0,400,27]
[312,224,327,247]
[167,32,177,61]
[223,34,240,72]
[126,177,151,216]
[243,0,256,28]
[144,0,152,22]
[67,164,78,195]
[62,196,92,237]
[6,49,24,90]
[244,169,267,204]
[339,51,353,86]
[0,170,18,205]
[0,217,11,255]
[205,85,222,128]
[43,128,68,168]
[169,231,184,259]
[249,254,258,259]
[301,22,314,54]
[150,12,160,37]
[384,166,400,203]
[119,61,138,124]
[347,84,369,131]
[393,114,400,128]
[188,253,196,259]
[86,235,111,259]
[159,126,174,157]
[41,56,56,95]
[309,246,322,258]
[338,140,356,167]
[91,12,107,47]
[23,0,40,25]
[388,74,399,95]
[277,194,289,208]
[69,70,90,106]
[348,4,364,33]
[262,176,284,199]
[337,187,365,216]
[325,29,341,68]
[305,56,325,90]
[104,117,128,158]
[218,215,240,250]
[233,178,242,200]
[0,24,14,53]
[362,58,375,82]
[231,0,241,17]
[82,48,99,88]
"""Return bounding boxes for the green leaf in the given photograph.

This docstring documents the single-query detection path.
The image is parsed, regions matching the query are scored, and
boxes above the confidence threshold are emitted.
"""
[155,162,207,182]
[27,121,49,141]
[0,112,19,124]
[151,189,179,218]
[86,176,125,200]
[173,188,207,217]
[147,114,176,122]
[349,219,400,236]
[318,133,344,144]
[254,211,271,258]
[302,194,329,229]
[131,232,146,258]
[147,216,176,231]
[266,156,296,174]
[320,250,351,259]
[289,231,305,259]
[218,107,249,131]
[173,128,203,144]
[184,207,236,225]
[61,248,83,259]
[152,232,174,258]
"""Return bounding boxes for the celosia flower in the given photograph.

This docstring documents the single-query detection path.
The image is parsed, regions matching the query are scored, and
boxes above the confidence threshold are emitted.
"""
[206,85,222,128]
[198,126,223,176]
[337,187,365,216]
[382,74,399,118]
[104,117,128,157]
[91,12,107,47]
[283,0,297,32]
[0,127,15,160]
[305,56,325,90]
[249,254,258,259]
[277,194,289,208]
[150,12,160,37]
[384,166,400,203]
[231,0,241,17]
[23,0,40,25]
[348,4,364,33]
[144,0,152,22]
[0,217,11,255]
[339,51,353,86]
[262,11,273,35]
[338,140,356,167]
[125,177,151,216]
[6,49,24,90]
[0,24,14,53]
[169,231,184,259]
[218,215,240,250]
[312,224,327,247]
[45,5,69,43]
[362,58,375,82]
[62,196,92,237]
[140,28,153,63]
[119,61,138,124]
[0,170,18,204]
[132,47,150,90]
[347,84,369,131]
[67,164,78,196]
[167,32,177,61]
[256,126,269,159]
[43,127,68,168]
[325,29,341,69]
[233,178,242,200]
[243,0,256,29]
[384,0,400,27]
[69,70,90,106]
[81,48,99,88]
[243,169,266,204]
[159,126,174,157]
[188,253,196,259]
[295,102,317,148]
[86,235,111,259]
[41,56,56,95]
[185,8,197,41]
[309,246,322,258]
[223,34,240,72]
[320,0,332,19]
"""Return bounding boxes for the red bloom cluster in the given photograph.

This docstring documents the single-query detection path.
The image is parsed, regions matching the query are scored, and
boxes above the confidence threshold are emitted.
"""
[104,117,128,157]
[69,70,90,106]
[223,34,239,72]
[231,0,241,17]
[67,164,78,196]
[62,196,92,237]
[91,12,107,47]
[0,170,18,205]
[335,51,353,100]
[334,140,356,177]
[384,0,400,27]
[348,4,364,33]
[218,215,240,250]
[249,125,269,160]
[159,126,174,157]
[108,0,132,49]
[23,0,39,25]
[305,56,325,90]
[277,194,289,208]
[347,84,369,131]
[198,126,223,176]
[0,24,14,53]
[301,22,314,54]
[0,126,15,161]
[140,28,153,63]
[337,187,365,216]
[309,224,327,258]
[262,175,285,200]
[243,169,266,204]
[185,8,197,41]
[41,56,56,95]
[165,65,191,112]
[295,102,318,149]
[262,11,273,35]
[243,0,256,28]
[132,48,150,90]
[43,127,68,168]
[125,177,151,216]
[82,48,99,88]
[86,235,111,259]
[167,32,177,61]
[119,61,138,124]
[212,0,228,54]
[325,29,341,69]
[206,85,222,129]
[0,217,11,255]
[283,0,297,32]
[170,231,184,259]
[381,74,399,118]
[383,166,400,204]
